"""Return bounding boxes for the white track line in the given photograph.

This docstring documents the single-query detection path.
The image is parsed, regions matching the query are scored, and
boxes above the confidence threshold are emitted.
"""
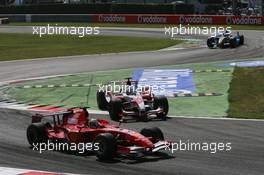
[171,115,264,122]
[0,166,82,175]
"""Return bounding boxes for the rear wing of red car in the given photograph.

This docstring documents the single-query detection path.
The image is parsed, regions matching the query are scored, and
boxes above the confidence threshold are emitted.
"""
[31,110,73,123]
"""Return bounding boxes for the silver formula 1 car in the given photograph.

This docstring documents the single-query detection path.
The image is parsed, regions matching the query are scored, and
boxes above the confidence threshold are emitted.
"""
[207,31,244,49]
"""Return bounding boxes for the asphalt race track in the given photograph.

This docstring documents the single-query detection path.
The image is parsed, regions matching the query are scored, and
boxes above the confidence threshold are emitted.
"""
[0,109,264,175]
[0,26,264,175]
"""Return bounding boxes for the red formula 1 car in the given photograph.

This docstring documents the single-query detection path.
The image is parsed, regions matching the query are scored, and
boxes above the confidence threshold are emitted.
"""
[97,78,169,122]
[26,108,171,161]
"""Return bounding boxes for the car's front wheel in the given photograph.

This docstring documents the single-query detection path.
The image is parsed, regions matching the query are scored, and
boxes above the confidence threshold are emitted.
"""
[109,98,123,121]
[154,95,169,120]
[140,127,164,143]
[94,133,117,161]
[96,91,110,111]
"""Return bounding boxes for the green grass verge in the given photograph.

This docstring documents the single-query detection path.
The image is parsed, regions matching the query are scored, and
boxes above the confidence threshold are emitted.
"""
[227,67,264,119]
[7,60,234,118]
[0,33,181,61]
[9,22,264,30]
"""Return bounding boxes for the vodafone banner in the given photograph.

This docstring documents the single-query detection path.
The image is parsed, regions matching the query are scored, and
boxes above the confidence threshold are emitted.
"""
[225,16,263,25]
[92,14,264,25]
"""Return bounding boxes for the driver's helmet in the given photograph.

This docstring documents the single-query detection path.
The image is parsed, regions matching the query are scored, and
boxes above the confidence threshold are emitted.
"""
[223,30,231,37]
[89,118,101,129]
[66,108,89,125]
[126,85,136,95]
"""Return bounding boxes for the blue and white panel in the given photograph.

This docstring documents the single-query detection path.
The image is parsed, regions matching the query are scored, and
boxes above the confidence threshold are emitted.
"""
[222,60,264,67]
[132,69,196,97]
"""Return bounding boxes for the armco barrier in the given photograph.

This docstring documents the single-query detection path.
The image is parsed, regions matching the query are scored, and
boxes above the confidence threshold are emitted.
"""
[0,14,94,22]
[31,14,93,22]
[2,14,264,25]
[0,4,194,14]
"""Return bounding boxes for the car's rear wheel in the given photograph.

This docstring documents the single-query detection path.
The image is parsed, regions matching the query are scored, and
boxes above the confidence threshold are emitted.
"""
[27,123,48,147]
[140,127,164,143]
[94,133,117,161]
[96,91,109,111]
[154,95,169,120]
[109,98,123,121]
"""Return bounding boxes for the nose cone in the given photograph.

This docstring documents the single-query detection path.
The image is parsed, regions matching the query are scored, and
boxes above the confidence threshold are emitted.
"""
[135,134,155,148]
[121,129,154,148]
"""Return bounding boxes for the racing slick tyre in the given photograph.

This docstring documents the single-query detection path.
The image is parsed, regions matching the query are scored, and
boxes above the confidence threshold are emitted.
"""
[109,98,123,121]
[154,95,169,120]
[140,127,164,143]
[27,123,48,147]
[207,38,215,49]
[94,133,117,161]
[96,91,109,111]
[240,35,244,45]
[229,38,237,48]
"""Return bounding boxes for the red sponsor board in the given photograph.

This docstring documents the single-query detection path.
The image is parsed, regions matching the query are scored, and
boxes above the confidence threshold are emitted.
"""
[178,15,263,25]
[92,14,264,25]
[94,14,133,23]
[93,14,177,24]
[225,16,263,25]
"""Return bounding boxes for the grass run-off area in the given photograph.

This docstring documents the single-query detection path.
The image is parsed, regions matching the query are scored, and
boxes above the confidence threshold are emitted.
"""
[0,33,181,61]
[9,22,264,30]
[228,67,264,119]
[7,60,237,118]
